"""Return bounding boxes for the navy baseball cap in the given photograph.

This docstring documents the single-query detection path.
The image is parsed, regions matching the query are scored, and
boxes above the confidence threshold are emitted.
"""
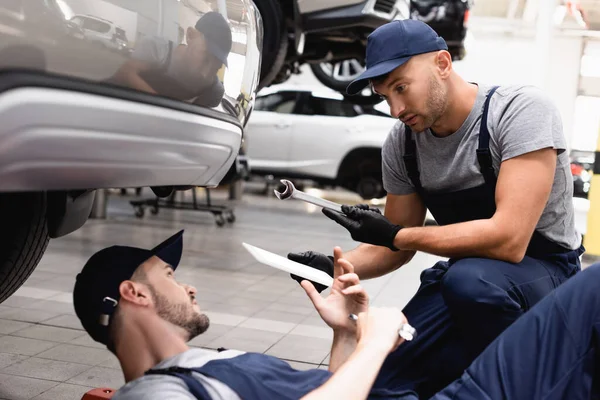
[347,19,448,95]
[195,11,232,67]
[73,230,184,346]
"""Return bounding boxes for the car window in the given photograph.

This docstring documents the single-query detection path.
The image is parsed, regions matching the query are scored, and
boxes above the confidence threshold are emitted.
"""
[254,93,297,113]
[306,96,358,117]
[115,27,127,40]
[81,17,111,33]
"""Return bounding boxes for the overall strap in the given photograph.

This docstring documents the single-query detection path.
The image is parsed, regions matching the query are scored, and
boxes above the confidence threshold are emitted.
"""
[145,367,211,399]
[402,125,424,194]
[476,86,500,186]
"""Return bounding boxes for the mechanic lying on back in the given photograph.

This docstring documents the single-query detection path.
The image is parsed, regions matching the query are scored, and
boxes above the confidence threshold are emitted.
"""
[73,230,600,399]
[109,12,231,108]
[289,18,585,398]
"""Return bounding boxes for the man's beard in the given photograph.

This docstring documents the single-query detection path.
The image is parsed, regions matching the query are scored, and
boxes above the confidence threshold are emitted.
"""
[149,286,210,341]
[423,74,448,130]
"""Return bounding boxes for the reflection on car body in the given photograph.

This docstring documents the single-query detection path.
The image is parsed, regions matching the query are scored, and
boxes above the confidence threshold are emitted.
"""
[0,0,261,126]
[108,11,232,108]
[0,0,262,304]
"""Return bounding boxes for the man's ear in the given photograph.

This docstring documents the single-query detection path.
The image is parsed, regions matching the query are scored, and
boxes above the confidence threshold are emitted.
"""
[118,280,151,307]
[435,50,453,79]
[186,27,200,43]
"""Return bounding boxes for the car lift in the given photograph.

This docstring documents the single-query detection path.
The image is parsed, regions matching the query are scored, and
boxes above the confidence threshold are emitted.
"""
[129,187,236,226]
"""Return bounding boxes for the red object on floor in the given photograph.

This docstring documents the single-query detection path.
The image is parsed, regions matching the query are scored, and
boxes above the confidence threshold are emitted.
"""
[82,388,116,399]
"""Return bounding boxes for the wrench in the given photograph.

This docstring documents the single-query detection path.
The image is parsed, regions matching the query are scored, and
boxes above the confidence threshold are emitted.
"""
[274,179,343,213]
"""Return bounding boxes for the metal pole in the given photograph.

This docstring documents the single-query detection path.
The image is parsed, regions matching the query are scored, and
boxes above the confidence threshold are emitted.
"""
[217,0,228,19]
[157,0,163,36]
[90,189,107,219]
[535,0,558,89]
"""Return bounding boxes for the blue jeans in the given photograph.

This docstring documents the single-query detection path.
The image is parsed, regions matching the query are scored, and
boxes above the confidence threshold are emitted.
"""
[375,247,583,398]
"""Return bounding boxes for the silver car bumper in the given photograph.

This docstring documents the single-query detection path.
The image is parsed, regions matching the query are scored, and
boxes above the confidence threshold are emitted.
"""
[0,86,242,191]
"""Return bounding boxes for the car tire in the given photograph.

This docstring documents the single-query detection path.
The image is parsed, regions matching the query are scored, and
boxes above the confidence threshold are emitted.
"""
[309,62,357,92]
[0,193,50,303]
[253,0,288,90]
[338,149,386,200]
[356,159,386,200]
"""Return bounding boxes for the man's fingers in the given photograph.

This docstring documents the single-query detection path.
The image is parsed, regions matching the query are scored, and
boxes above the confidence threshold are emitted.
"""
[333,247,343,262]
[322,208,355,228]
[337,258,355,275]
[300,280,324,308]
[287,252,309,263]
[333,247,344,278]
[341,284,366,297]
[337,272,360,286]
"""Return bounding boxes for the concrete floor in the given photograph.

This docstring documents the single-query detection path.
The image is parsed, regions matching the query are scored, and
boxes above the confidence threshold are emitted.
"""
[0,187,442,400]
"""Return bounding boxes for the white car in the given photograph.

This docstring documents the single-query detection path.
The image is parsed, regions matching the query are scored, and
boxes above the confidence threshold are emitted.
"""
[70,14,129,54]
[245,86,397,199]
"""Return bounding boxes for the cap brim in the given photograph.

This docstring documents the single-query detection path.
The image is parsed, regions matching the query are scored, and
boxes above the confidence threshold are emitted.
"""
[346,56,411,95]
[151,230,184,270]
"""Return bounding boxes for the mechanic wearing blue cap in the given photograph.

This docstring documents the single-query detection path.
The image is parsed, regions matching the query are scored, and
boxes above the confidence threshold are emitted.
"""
[73,230,600,399]
[288,19,585,398]
[111,11,231,107]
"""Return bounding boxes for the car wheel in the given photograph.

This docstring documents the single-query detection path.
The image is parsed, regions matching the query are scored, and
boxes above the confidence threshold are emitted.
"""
[0,193,50,303]
[309,59,365,92]
[253,0,288,90]
[356,159,385,200]
[338,149,386,200]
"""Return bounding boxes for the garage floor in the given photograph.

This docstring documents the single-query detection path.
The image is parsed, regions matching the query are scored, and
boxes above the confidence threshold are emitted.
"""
[0,187,593,400]
[0,188,441,400]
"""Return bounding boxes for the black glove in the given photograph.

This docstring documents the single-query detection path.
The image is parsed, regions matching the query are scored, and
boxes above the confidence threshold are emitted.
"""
[323,205,402,251]
[287,251,334,293]
[355,203,382,214]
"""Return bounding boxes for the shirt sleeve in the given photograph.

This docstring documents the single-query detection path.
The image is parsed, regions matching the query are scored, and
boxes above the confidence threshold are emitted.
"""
[382,122,416,195]
[491,86,566,162]
[131,36,169,67]
[112,377,199,400]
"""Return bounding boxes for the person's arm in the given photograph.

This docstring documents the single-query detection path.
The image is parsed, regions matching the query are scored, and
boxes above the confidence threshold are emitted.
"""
[112,59,157,94]
[328,329,357,373]
[325,147,557,264]
[392,148,556,262]
[343,192,426,279]
[301,308,407,400]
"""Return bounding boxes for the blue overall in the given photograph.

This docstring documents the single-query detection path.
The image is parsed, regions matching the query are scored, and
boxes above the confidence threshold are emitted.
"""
[371,86,584,398]
[145,265,600,399]
[145,352,415,399]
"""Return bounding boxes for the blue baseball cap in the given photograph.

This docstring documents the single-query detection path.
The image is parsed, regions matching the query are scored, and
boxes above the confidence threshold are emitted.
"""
[73,230,184,346]
[195,12,232,67]
[347,20,448,95]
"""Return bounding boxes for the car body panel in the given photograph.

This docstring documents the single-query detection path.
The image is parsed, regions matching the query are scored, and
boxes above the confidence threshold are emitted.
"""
[0,87,241,191]
[0,0,262,190]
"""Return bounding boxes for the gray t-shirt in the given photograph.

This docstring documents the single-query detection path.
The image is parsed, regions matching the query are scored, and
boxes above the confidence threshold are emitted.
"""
[382,84,580,250]
[131,36,224,104]
[112,348,244,400]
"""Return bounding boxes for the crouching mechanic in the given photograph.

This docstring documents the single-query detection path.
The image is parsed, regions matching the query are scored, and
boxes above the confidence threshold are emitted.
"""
[73,230,600,399]
[289,19,585,398]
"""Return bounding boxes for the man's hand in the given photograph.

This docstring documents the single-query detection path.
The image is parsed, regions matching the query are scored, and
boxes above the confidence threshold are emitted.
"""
[301,247,369,333]
[356,307,408,354]
[288,251,334,293]
[323,205,403,251]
